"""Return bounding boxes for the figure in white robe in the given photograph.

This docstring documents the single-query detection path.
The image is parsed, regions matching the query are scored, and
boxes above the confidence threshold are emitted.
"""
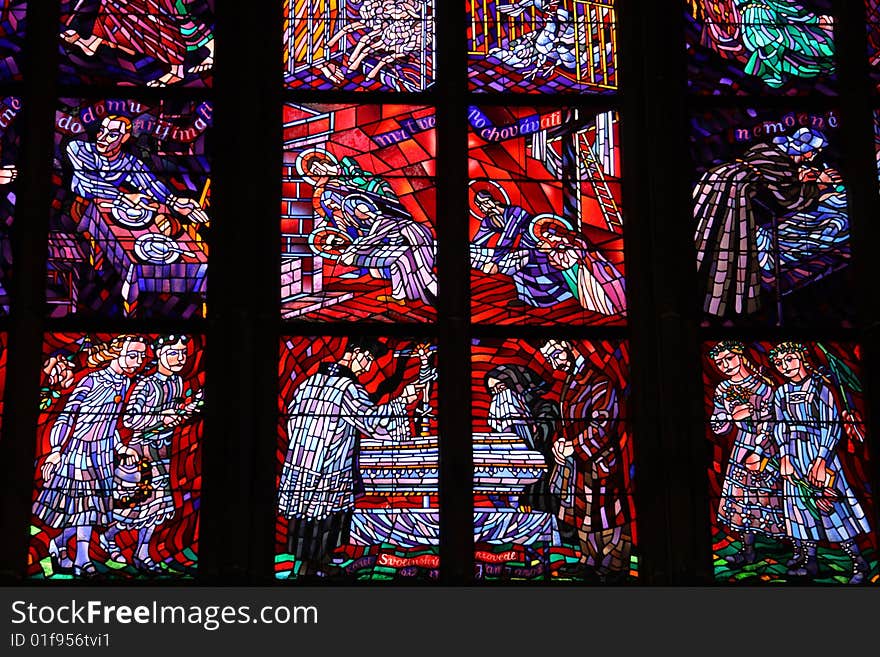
[277,338,421,577]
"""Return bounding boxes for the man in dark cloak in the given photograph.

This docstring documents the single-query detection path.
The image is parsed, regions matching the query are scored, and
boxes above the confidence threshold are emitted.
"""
[693,127,826,319]
[539,339,632,582]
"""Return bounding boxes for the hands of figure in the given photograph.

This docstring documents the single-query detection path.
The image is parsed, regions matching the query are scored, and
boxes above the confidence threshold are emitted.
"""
[481,262,499,275]
[545,242,578,270]
[744,453,762,472]
[43,356,75,389]
[730,402,754,422]
[160,408,184,427]
[338,250,357,267]
[798,167,820,183]
[352,202,377,220]
[779,455,795,479]
[170,196,210,224]
[401,383,421,405]
[552,439,574,466]
[817,168,842,185]
[124,193,160,211]
[818,14,834,30]
[41,451,61,482]
[808,457,828,488]
[119,446,139,466]
[0,165,17,185]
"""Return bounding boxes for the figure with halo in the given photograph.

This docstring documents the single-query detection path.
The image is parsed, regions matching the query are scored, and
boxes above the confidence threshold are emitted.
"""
[470,183,571,310]
[297,148,437,307]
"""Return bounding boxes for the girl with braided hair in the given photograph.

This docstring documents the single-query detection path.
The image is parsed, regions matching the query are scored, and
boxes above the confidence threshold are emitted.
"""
[770,342,872,583]
[708,341,786,567]
[32,334,146,577]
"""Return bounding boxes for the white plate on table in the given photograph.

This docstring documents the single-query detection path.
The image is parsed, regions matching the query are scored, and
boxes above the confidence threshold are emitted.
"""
[110,204,156,230]
[133,233,185,265]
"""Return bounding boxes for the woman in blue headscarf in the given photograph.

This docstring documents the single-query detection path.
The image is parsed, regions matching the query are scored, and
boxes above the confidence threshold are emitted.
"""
[755,129,849,292]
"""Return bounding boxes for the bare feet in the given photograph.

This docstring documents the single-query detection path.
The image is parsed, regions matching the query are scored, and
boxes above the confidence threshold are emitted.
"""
[61,30,103,57]
[147,65,185,87]
[189,55,214,75]
[319,62,345,84]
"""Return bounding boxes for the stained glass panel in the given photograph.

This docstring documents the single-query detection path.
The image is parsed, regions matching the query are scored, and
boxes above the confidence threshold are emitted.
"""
[276,336,439,581]
[685,0,837,96]
[50,98,212,319]
[703,340,876,584]
[868,0,880,92]
[29,332,205,580]
[472,337,636,582]
[0,332,6,436]
[875,109,880,184]
[469,106,625,325]
[467,0,618,94]
[691,107,852,326]
[59,1,215,87]
[0,1,26,81]
[281,103,437,322]
[283,0,436,92]
[0,96,21,315]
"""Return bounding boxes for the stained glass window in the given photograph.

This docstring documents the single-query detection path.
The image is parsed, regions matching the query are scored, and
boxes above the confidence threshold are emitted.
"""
[691,107,851,326]
[868,0,880,92]
[283,0,436,92]
[59,1,215,87]
[29,332,205,580]
[276,336,439,581]
[703,340,876,584]
[0,95,21,315]
[281,103,436,322]
[685,0,837,95]
[467,0,618,94]
[472,337,636,582]
[0,332,6,436]
[0,1,26,81]
[469,105,624,325]
[49,98,212,319]
[875,109,880,184]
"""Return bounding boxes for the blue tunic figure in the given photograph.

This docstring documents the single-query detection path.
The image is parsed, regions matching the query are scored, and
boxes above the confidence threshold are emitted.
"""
[32,335,146,577]
[770,342,872,584]
[471,189,571,309]
[66,114,209,224]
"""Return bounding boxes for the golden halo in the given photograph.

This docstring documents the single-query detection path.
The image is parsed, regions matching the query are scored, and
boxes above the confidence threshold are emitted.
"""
[295,148,340,186]
[468,179,511,219]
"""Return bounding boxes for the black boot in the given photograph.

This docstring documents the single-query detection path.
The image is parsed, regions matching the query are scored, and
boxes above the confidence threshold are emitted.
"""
[785,540,805,569]
[789,541,819,578]
[725,532,757,566]
[841,540,870,585]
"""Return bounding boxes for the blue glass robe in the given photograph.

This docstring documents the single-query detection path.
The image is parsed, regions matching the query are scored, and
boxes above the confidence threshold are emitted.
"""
[472,205,571,307]
[754,186,848,289]
[772,375,871,543]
